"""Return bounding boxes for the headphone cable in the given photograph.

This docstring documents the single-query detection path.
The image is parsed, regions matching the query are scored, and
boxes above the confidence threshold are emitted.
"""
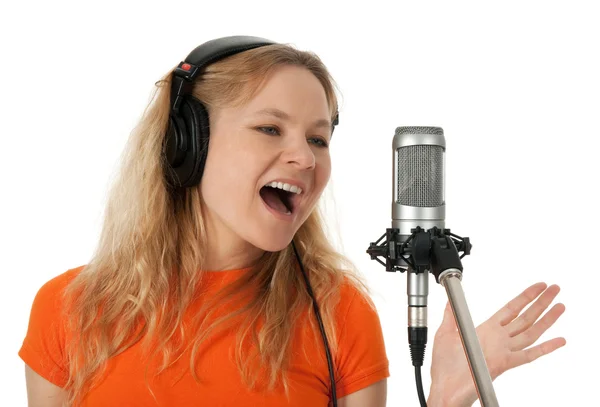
[292,240,337,407]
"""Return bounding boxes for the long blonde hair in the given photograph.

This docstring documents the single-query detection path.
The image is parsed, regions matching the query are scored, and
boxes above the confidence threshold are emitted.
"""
[60,42,373,406]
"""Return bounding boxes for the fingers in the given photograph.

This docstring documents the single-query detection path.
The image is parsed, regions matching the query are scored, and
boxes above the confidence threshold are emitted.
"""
[492,282,547,326]
[509,302,566,351]
[505,284,561,337]
[509,337,567,369]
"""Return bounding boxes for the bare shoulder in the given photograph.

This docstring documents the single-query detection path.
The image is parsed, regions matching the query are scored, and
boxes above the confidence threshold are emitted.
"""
[336,379,387,407]
[25,364,68,407]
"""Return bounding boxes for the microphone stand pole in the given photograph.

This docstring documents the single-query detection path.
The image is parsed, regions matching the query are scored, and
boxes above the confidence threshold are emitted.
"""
[437,269,499,406]
[368,226,500,406]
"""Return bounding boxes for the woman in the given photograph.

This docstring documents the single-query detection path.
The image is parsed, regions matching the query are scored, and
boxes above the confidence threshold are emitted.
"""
[19,36,566,407]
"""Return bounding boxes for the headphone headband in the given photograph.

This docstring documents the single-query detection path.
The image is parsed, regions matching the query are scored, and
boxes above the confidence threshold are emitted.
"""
[171,36,277,113]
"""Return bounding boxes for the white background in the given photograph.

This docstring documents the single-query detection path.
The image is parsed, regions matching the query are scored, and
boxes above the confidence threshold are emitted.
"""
[1,0,598,405]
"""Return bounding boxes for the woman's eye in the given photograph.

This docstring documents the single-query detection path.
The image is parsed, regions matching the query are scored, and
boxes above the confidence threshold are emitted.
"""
[257,126,280,136]
[309,137,329,148]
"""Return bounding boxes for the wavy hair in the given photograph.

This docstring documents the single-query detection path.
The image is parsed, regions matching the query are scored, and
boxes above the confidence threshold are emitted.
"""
[59,42,373,406]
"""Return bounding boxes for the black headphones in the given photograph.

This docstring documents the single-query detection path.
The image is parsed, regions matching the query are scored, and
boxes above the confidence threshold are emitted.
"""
[162,35,338,406]
[163,35,339,190]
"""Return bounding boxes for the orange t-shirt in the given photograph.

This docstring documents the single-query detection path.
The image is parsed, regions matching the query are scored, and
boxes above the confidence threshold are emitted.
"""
[19,265,389,406]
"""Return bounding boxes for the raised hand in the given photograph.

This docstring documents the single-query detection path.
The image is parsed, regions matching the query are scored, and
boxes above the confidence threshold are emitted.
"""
[427,282,567,407]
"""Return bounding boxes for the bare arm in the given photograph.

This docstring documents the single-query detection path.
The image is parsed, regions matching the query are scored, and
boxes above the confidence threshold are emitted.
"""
[336,378,387,407]
[25,365,68,407]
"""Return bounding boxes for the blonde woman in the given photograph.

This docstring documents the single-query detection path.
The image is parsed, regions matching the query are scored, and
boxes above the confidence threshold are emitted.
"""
[19,36,566,407]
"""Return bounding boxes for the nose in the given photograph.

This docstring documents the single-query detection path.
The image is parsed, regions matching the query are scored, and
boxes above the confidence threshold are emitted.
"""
[282,134,316,170]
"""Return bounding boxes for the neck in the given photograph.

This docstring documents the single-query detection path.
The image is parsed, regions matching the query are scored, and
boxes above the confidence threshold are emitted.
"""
[202,224,265,272]
[200,196,266,272]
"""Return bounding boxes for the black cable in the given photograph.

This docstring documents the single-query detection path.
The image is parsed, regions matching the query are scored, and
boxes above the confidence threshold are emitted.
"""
[415,366,427,407]
[409,326,428,407]
[291,240,337,407]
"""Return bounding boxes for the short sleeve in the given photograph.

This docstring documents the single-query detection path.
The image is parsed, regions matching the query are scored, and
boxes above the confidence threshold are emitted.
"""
[18,269,80,388]
[334,284,390,399]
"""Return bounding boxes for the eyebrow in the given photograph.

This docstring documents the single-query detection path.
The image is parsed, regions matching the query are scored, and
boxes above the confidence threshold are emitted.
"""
[253,107,332,130]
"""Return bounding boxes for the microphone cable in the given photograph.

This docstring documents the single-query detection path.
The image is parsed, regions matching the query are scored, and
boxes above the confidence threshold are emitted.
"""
[291,240,337,407]
[409,325,428,406]
[415,365,427,406]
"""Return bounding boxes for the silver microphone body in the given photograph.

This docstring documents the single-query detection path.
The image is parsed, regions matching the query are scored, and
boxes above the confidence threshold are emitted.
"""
[392,126,446,329]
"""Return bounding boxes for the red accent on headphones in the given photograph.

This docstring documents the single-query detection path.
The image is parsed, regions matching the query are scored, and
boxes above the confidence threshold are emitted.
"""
[181,63,191,71]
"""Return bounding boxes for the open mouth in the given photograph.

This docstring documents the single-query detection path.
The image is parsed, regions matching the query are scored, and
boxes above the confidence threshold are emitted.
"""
[259,185,299,215]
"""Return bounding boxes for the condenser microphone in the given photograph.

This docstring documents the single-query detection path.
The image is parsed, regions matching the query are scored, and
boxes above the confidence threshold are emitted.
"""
[368,126,480,405]
[393,126,446,372]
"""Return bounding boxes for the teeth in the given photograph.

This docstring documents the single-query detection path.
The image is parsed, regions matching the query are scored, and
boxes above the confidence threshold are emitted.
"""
[265,181,303,195]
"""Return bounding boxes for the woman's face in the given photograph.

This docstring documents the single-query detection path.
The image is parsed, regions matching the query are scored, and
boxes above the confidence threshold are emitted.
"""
[200,65,332,267]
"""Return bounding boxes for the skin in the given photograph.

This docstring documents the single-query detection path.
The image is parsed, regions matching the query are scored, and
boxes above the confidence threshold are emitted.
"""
[199,64,332,271]
[24,65,566,406]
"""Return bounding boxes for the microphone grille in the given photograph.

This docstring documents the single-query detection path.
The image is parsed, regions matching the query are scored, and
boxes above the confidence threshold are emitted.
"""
[395,126,444,136]
[397,144,444,207]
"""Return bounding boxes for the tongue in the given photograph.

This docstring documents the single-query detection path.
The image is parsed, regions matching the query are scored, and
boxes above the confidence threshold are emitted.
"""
[260,187,290,214]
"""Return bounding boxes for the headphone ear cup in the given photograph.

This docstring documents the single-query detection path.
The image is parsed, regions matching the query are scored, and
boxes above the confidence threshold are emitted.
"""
[165,114,187,167]
[163,96,210,188]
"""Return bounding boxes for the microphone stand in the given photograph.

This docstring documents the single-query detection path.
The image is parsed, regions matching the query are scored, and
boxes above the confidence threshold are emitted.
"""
[367,227,500,406]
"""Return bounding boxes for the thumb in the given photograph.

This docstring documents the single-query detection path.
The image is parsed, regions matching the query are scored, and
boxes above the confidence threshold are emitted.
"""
[438,301,457,332]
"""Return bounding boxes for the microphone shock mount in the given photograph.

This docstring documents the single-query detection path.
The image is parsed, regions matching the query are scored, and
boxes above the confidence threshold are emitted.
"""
[367,226,471,278]
[367,226,500,407]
